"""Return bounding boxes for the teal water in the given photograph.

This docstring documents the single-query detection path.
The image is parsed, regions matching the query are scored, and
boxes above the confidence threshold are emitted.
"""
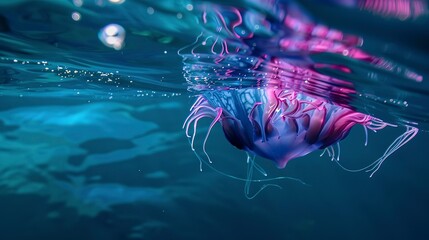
[1,0,429,239]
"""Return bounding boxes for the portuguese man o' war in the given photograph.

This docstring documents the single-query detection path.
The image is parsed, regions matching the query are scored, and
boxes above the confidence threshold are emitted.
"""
[180,1,420,185]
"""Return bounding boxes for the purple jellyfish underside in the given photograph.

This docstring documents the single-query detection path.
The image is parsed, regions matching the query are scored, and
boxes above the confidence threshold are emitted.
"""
[181,1,420,180]
[184,87,418,178]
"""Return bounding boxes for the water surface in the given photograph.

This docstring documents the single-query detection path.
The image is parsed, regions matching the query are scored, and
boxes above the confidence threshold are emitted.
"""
[0,0,429,239]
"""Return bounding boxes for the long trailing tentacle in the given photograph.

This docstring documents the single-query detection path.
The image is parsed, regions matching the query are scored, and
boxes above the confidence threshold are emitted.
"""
[183,95,220,170]
[202,107,223,163]
[188,135,308,185]
[367,125,418,177]
[244,153,282,200]
[326,117,418,176]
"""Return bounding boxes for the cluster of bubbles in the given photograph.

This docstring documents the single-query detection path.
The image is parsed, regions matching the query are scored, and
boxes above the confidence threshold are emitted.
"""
[0,57,182,99]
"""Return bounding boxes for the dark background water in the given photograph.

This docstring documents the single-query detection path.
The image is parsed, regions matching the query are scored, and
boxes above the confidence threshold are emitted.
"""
[1,0,429,239]
[1,95,428,240]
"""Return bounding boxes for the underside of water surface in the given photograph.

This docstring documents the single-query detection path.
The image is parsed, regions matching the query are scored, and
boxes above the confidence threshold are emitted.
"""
[0,0,429,240]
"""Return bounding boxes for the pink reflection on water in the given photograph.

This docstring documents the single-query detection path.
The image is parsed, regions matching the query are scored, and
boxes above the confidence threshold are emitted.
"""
[359,0,427,19]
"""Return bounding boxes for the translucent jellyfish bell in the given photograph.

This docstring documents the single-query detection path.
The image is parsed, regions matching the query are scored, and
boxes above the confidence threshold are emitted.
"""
[98,24,126,50]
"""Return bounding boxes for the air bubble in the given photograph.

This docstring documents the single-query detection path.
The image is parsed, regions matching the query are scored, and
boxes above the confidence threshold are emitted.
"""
[71,12,81,21]
[98,24,126,50]
[109,0,125,4]
[186,4,193,11]
[147,7,155,15]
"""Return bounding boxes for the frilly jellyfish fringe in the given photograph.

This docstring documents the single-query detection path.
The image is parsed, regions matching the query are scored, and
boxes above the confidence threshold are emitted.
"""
[183,87,418,197]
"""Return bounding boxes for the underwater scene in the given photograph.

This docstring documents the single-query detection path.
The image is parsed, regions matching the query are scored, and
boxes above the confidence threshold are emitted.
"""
[1,0,429,239]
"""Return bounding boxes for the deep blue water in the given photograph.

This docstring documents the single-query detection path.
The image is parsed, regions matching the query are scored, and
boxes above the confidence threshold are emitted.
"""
[1,0,429,239]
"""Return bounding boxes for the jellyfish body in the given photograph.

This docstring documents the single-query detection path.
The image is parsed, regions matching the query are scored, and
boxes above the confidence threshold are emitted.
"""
[184,87,418,176]
[182,3,419,177]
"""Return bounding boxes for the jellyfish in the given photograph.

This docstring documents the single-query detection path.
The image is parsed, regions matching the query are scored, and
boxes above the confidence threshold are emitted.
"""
[181,2,419,182]
[184,86,418,178]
